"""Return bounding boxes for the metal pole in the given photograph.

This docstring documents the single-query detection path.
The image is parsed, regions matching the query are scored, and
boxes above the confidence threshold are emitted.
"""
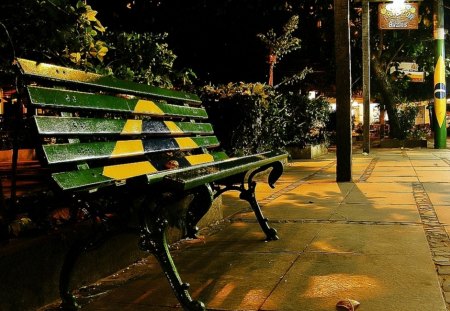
[433,0,447,148]
[334,0,352,181]
[362,0,371,153]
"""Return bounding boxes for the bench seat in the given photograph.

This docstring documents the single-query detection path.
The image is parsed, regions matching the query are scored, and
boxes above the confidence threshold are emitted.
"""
[14,58,287,311]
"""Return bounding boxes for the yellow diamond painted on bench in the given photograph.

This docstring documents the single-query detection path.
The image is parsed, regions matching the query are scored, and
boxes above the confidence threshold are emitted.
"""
[164,121,183,134]
[121,120,143,134]
[102,161,157,180]
[175,137,199,149]
[111,140,144,157]
[186,154,214,165]
[134,100,164,115]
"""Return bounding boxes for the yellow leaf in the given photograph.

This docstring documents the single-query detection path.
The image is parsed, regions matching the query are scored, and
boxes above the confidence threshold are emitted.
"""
[97,46,108,57]
[94,21,106,33]
[86,10,98,22]
[69,52,81,64]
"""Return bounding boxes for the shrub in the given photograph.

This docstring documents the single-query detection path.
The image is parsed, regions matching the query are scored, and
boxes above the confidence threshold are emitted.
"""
[397,102,419,139]
[201,83,330,155]
[281,93,330,147]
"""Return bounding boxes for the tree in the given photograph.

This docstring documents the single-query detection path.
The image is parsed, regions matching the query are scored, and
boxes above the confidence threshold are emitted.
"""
[0,0,194,89]
[257,15,301,86]
[364,3,436,139]
[0,0,108,82]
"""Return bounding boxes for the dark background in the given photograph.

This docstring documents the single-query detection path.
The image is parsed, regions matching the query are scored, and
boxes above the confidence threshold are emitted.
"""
[89,0,335,87]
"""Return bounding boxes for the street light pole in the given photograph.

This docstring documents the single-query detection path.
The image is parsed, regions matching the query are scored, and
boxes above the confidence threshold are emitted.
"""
[433,0,447,149]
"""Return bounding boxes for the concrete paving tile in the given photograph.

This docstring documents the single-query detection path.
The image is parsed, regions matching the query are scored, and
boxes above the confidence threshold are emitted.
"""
[343,191,416,205]
[332,203,420,223]
[288,161,334,169]
[83,303,179,311]
[273,186,348,203]
[307,223,429,255]
[233,199,341,222]
[410,159,449,167]
[370,167,416,175]
[294,182,354,195]
[262,253,446,311]
[195,222,320,253]
[375,161,412,167]
[418,172,450,183]
[85,252,297,311]
[79,263,181,309]
[190,253,296,310]
[364,176,419,183]
[422,183,450,205]
[414,166,450,171]
[353,183,413,193]
[434,205,450,225]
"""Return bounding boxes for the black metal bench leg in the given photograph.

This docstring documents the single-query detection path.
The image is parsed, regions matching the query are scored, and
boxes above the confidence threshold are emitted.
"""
[185,184,214,239]
[139,214,206,311]
[59,239,85,310]
[239,181,279,241]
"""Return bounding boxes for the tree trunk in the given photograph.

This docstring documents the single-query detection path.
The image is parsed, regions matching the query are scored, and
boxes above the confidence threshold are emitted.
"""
[267,54,276,86]
[371,55,403,139]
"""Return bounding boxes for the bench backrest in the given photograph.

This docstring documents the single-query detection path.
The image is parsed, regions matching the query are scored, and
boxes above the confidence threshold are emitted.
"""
[16,58,228,193]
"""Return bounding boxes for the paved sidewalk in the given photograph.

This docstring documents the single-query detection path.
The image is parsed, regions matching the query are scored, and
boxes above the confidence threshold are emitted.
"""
[60,147,450,310]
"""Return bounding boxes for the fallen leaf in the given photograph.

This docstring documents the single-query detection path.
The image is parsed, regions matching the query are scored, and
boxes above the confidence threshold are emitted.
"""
[336,299,360,311]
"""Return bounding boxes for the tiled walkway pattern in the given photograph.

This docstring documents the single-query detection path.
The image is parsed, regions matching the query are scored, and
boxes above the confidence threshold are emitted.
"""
[54,148,450,311]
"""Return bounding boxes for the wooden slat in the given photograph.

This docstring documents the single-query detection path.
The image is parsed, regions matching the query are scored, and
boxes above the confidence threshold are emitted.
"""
[27,86,208,118]
[51,152,229,191]
[34,116,214,136]
[163,151,288,191]
[17,58,202,104]
[43,136,220,164]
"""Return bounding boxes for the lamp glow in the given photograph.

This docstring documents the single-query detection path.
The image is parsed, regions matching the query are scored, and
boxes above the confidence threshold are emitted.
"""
[387,0,406,15]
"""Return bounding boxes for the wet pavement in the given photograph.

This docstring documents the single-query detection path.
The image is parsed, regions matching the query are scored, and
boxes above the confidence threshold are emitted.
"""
[41,146,450,311]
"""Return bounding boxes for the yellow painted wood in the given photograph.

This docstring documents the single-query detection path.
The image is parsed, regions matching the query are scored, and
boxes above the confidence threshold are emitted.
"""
[121,120,143,134]
[175,137,199,150]
[185,154,215,165]
[164,121,183,134]
[134,100,165,115]
[102,161,157,180]
[111,140,144,158]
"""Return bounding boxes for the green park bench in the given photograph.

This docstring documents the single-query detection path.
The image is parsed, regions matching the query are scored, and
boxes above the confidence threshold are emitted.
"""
[13,58,288,311]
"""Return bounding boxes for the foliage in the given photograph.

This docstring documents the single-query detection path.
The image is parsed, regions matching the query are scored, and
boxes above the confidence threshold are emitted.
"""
[0,0,109,77]
[407,124,431,140]
[202,82,281,155]
[274,67,313,89]
[0,0,195,90]
[257,15,301,61]
[104,31,196,89]
[62,0,108,69]
[202,82,330,155]
[397,102,419,140]
[281,93,330,147]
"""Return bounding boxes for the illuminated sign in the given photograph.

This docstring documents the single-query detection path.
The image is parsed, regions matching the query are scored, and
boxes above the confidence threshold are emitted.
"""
[389,62,424,82]
[378,2,419,30]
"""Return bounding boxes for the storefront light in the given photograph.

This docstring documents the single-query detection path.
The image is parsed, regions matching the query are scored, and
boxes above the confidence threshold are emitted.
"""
[387,0,406,15]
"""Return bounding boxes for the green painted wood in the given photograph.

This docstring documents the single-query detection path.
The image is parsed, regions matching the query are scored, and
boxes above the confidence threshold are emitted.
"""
[43,136,220,164]
[52,152,229,191]
[34,116,214,136]
[27,86,208,118]
[163,151,288,191]
[17,58,202,104]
